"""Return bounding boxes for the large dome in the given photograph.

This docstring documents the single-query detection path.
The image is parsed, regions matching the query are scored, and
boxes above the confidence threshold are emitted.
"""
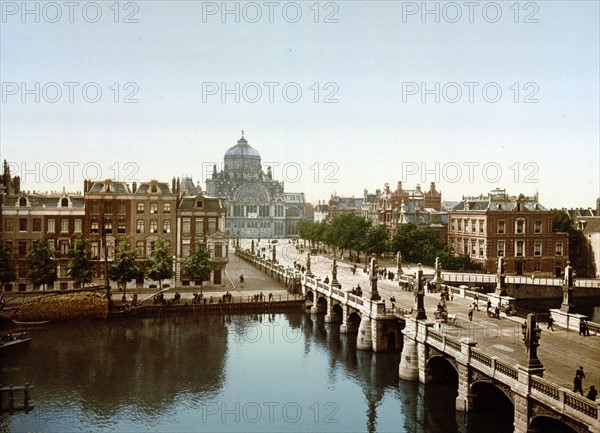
[225,136,261,158]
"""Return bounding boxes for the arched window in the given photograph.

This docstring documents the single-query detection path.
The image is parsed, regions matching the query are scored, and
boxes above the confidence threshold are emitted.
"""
[19,197,27,207]
[61,198,69,207]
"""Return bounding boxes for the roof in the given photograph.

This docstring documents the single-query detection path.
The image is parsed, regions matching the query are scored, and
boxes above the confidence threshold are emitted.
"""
[225,136,261,158]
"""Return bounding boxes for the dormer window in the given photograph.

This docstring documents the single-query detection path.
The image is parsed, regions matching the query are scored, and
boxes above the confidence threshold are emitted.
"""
[19,197,27,207]
[61,198,69,207]
[151,185,158,193]
[197,200,203,208]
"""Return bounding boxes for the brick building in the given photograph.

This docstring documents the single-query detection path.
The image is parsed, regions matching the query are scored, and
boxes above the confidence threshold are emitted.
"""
[448,189,569,276]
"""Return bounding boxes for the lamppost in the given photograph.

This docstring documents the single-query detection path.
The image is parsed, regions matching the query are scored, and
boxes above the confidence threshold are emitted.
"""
[521,313,543,372]
[414,264,427,320]
[368,254,381,301]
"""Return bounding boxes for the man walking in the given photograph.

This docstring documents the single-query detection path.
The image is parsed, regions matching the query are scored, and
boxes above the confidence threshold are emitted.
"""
[473,294,479,311]
[547,316,554,331]
[468,304,474,321]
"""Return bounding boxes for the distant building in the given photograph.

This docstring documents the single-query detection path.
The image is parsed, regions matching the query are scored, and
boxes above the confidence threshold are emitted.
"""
[563,198,600,277]
[448,188,568,276]
[206,134,305,238]
[313,202,329,223]
[328,195,364,219]
[1,161,228,291]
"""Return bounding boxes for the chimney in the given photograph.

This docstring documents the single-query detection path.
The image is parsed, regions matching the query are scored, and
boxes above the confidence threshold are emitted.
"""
[172,177,176,193]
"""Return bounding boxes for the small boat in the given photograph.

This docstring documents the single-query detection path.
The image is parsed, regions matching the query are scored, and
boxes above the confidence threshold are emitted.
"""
[0,332,32,355]
[12,319,50,326]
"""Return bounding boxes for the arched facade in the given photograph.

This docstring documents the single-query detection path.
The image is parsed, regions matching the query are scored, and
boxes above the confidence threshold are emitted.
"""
[206,135,305,238]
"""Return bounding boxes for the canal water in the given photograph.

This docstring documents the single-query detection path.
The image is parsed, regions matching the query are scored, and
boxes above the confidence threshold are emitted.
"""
[1,314,514,433]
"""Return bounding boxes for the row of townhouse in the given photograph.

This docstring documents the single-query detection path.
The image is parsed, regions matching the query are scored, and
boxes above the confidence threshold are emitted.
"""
[1,163,228,292]
[448,189,569,277]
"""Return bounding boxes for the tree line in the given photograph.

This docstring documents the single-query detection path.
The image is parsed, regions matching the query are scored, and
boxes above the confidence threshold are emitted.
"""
[0,237,215,291]
[299,214,480,271]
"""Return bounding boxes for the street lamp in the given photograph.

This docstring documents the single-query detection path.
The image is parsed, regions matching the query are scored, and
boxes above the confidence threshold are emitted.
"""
[521,313,543,371]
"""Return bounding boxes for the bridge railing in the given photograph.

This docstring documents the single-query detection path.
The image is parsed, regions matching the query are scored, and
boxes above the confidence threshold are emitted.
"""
[530,375,599,421]
[442,271,600,288]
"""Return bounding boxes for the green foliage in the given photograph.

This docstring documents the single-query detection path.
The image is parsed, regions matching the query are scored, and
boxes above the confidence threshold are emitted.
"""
[362,225,389,255]
[183,242,214,283]
[0,240,16,289]
[146,238,174,289]
[551,209,596,277]
[108,237,142,285]
[27,236,57,289]
[67,238,94,286]
[330,213,370,252]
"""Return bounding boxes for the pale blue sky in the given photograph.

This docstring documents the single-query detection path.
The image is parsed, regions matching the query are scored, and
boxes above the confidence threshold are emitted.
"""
[1,1,598,208]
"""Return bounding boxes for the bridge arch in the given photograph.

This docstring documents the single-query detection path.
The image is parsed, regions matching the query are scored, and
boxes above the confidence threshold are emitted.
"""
[529,415,580,433]
[348,312,362,331]
[305,290,314,303]
[331,303,343,323]
[470,380,514,407]
[316,296,328,314]
[426,355,458,383]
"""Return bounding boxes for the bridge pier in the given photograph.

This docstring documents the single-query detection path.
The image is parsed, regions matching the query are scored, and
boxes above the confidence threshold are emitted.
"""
[357,317,372,351]
[399,319,430,381]
[454,338,477,412]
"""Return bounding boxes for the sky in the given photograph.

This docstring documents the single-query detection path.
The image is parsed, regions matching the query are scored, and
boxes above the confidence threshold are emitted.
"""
[1,0,599,209]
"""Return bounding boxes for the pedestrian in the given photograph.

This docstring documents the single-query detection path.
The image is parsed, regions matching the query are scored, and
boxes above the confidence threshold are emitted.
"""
[472,300,479,312]
[576,366,586,380]
[547,316,554,331]
[268,292,273,302]
[468,305,474,321]
[582,320,590,336]
[579,319,586,336]
[587,385,597,401]
[574,374,584,395]
[474,294,479,310]
[239,274,244,284]
[487,299,492,311]
[494,305,500,319]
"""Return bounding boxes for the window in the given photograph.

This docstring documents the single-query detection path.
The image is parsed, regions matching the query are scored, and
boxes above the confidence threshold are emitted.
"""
[19,218,27,231]
[118,220,126,234]
[91,221,99,234]
[118,203,126,215]
[556,241,563,256]
[450,218,456,231]
[516,240,524,257]
[497,240,505,257]
[471,219,477,233]
[534,220,542,234]
[163,219,171,234]
[214,243,223,258]
[150,203,158,214]
[4,218,13,231]
[91,242,100,259]
[74,219,82,233]
[19,197,27,207]
[136,241,145,257]
[150,219,158,234]
[479,240,484,257]
[471,240,476,256]
[60,240,69,255]
[195,218,204,236]
[19,241,27,256]
[479,219,484,234]
[137,219,145,235]
[534,262,541,272]
[497,220,505,234]
[163,202,171,214]
[208,218,217,235]
[457,219,462,232]
[516,219,524,234]
[61,198,69,207]
[137,202,145,214]
[90,202,99,214]
[196,200,203,208]
[182,218,191,236]
[182,242,191,257]
[47,239,55,252]
[534,240,542,256]
[104,202,112,214]
[47,219,55,233]
[148,241,156,255]
[33,218,41,232]
[61,219,69,233]
[106,240,115,260]
[104,221,113,234]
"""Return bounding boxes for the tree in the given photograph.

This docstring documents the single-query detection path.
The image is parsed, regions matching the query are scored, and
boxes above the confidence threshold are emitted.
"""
[0,240,16,291]
[362,225,389,256]
[67,238,94,287]
[27,237,57,290]
[108,237,141,287]
[183,242,214,283]
[146,238,174,289]
[551,209,595,277]
[390,223,440,265]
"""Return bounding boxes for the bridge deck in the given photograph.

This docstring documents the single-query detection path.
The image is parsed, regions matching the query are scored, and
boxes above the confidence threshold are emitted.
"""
[269,242,600,393]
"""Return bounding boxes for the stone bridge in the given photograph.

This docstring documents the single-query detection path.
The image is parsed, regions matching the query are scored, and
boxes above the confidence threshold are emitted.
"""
[236,249,599,433]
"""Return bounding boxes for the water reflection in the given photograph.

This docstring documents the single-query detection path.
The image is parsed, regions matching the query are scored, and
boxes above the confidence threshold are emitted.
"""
[1,313,513,433]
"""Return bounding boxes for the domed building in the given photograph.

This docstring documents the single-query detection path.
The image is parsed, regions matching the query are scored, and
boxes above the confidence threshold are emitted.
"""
[206,134,305,239]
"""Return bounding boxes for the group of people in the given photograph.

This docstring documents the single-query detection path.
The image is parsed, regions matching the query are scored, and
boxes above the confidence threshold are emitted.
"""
[573,366,597,401]
[579,318,591,336]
